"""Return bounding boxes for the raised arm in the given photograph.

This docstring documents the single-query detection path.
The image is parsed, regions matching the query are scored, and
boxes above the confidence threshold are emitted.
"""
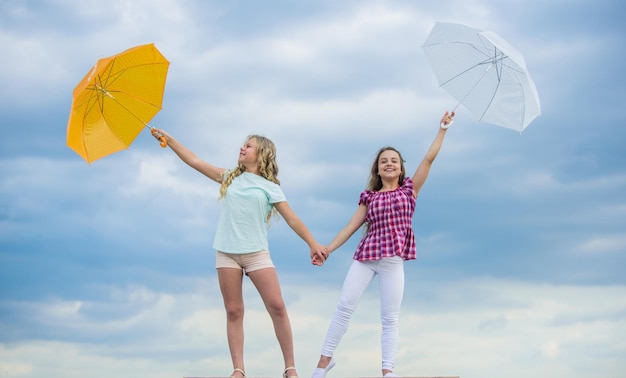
[274,201,328,265]
[152,128,226,183]
[411,111,454,197]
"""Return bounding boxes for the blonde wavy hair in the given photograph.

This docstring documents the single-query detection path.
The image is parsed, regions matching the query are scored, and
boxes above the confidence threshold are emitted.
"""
[218,135,281,223]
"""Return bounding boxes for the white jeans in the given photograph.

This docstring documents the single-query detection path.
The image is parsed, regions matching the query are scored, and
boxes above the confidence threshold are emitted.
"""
[320,256,405,371]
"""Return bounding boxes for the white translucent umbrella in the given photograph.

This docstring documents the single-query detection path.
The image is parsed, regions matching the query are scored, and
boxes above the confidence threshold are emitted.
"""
[422,22,541,132]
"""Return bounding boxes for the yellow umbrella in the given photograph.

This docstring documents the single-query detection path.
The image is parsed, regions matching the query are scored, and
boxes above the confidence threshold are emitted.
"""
[66,43,170,164]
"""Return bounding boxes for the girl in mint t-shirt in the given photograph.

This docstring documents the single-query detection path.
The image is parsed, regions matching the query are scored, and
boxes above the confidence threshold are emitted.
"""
[152,129,328,378]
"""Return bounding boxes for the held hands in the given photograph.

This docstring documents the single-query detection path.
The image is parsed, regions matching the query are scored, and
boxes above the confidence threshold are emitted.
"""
[311,245,329,266]
[440,111,455,129]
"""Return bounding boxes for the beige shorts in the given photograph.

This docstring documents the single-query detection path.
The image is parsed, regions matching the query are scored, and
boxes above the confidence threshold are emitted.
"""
[215,250,275,273]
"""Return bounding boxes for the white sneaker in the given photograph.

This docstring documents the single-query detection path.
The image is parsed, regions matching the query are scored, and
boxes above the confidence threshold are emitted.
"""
[383,373,399,377]
[311,358,335,378]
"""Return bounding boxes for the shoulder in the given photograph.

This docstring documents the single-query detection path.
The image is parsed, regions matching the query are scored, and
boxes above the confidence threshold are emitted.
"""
[244,173,285,200]
[401,177,416,199]
[402,176,413,187]
[254,174,281,190]
[359,189,375,204]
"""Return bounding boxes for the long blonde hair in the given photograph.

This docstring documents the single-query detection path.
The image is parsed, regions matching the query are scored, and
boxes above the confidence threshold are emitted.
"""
[218,135,280,222]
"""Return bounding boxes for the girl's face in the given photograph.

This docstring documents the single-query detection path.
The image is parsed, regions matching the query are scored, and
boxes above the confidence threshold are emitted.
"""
[377,149,402,180]
[239,138,259,167]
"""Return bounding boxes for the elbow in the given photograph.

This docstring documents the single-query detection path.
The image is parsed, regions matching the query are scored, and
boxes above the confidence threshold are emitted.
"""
[421,158,435,169]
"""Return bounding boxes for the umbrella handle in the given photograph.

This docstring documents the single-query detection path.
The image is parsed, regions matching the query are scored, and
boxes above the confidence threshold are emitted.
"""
[158,136,167,148]
[150,128,168,148]
[440,120,453,129]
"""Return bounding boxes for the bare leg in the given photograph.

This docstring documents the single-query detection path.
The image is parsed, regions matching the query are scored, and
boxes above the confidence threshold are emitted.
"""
[316,355,333,368]
[312,354,336,378]
[248,267,298,377]
[218,268,246,377]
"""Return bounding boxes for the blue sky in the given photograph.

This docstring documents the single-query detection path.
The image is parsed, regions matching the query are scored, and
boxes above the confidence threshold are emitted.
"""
[1,1,625,377]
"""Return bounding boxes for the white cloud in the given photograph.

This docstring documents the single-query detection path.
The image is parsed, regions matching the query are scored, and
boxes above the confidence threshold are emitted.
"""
[2,278,625,378]
[576,234,626,255]
[1,2,625,378]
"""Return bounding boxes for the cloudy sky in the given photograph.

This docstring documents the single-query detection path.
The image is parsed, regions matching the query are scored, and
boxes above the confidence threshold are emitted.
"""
[1,1,625,377]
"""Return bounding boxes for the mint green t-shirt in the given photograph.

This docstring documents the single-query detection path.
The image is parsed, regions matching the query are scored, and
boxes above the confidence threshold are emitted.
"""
[213,172,286,254]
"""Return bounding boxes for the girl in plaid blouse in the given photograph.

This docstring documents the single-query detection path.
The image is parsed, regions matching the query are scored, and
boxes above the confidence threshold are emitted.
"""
[311,111,455,378]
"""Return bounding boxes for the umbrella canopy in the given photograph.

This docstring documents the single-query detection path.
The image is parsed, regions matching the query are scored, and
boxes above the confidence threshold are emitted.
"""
[422,22,541,132]
[66,43,169,164]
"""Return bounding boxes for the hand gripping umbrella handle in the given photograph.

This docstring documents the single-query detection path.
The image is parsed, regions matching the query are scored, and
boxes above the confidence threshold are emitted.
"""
[440,120,453,129]
[150,128,168,148]
[158,136,167,148]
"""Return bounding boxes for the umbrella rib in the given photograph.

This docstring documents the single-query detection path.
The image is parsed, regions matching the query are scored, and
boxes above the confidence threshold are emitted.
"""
[80,72,152,162]
[89,59,167,129]
[437,56,493,87]
[504,69,528,128]
[101,61,167,88]
[96,84,155,130]
[422,23,540,131]
[494,47,505,82]
[443,60,495,112]
[432,41,500,87]
[478,78,500,121]
[111,96,151,128]
[434,43,508,116]
[79,91,101,163]
[474,43,502,121]
[67,44,170,163]
[96,60,168,109]
[98,87,151,128]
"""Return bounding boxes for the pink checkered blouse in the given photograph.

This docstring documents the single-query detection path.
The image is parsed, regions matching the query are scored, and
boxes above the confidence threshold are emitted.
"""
[354,177,417,261]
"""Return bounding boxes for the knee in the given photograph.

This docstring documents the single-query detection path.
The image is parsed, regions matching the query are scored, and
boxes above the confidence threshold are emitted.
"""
[265,300,287,318]
[225,303,245,320]
[381,311,399,327]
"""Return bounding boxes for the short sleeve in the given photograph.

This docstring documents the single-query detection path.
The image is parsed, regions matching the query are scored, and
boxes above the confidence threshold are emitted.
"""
[359,190,373,206]
[399,177,415,197]
[266,183,287,204]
